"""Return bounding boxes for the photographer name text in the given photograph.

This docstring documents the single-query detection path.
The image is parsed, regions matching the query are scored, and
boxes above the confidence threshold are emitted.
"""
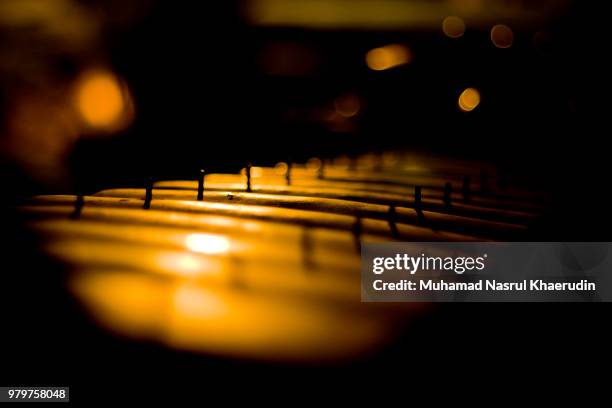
[373,279,596,292]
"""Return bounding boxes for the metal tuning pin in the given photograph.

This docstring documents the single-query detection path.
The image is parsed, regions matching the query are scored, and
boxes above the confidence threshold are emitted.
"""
[414,185,426,223]
[387,205,399,237]
[70,194,85,219]
[443,182,452,208]
[143,177,153,209]
[414,185,422,210]
[197,169,205,201]
[285,159,292,186]
[245,162,252,192]
[462,176,471,203]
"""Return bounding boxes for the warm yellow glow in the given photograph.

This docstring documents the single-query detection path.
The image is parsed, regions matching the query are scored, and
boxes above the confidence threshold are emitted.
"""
[490,24,513,48]
[448,0,483,13]
[365,44,411,71]
[240,166,263,177]
[69,271,390,362]
[306,157,322,171]
[157,253,204,276]
[70,272,169,337]
[458,87,480,112]
[274,162,288,175]
[442,16,465,38]
[173,283,227,319]
[185,233,230,255]
[74,70,128,129]
[334,93,361,117]
[333,155,350,167]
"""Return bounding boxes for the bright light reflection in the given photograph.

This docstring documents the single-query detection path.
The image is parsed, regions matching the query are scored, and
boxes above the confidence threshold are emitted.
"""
[458,87,481,112]
[365,44,411,71]
[241,167,263,177]
[306,157,322,171]
[274,162,288,175]
[173,283,227,319]
[185,233,230,255]
[74,69,131,129]
[442,16,465,38]
[490,24,514,48]
[157,253,204,276]
[69,271,390,361]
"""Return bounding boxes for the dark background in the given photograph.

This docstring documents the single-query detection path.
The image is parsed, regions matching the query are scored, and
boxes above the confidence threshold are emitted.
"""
[67,0,610,239]
[1,0,610,402]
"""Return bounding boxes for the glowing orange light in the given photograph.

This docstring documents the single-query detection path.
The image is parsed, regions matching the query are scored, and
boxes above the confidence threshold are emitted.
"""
[173,283,227,319]
[458,88,480,112]
[274,162,289,175]
[157,253,204,276]
[240,166,263,177]
[74,70,130,129]
[69,271,390,361]
[490,24,514,48]
[306,157,322,171]
[442,16,465,38]
[185,233,230,255]
[365,44,411,71]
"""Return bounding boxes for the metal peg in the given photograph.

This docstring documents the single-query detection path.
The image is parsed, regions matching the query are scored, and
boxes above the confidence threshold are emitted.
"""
[71,194,85,219]
[414,185,422,210]
[245,163,252,192]
[443,182,452,207]
[143,177,153,209]
[197,169,205,201]
[285,160,292,186]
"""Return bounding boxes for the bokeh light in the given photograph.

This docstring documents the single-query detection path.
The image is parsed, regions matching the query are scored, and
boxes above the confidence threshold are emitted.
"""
[458,87,480,112]
[240,166,264,177]
[334,93,361,117]
[306,157,322,171]
[490,24,514,48]
[274,162,288,175]
[442,16,465,38]
[365,44,412,71]
[73,69,132,130]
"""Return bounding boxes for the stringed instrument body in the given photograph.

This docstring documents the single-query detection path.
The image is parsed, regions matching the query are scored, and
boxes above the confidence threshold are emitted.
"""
[17,153,550,362]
